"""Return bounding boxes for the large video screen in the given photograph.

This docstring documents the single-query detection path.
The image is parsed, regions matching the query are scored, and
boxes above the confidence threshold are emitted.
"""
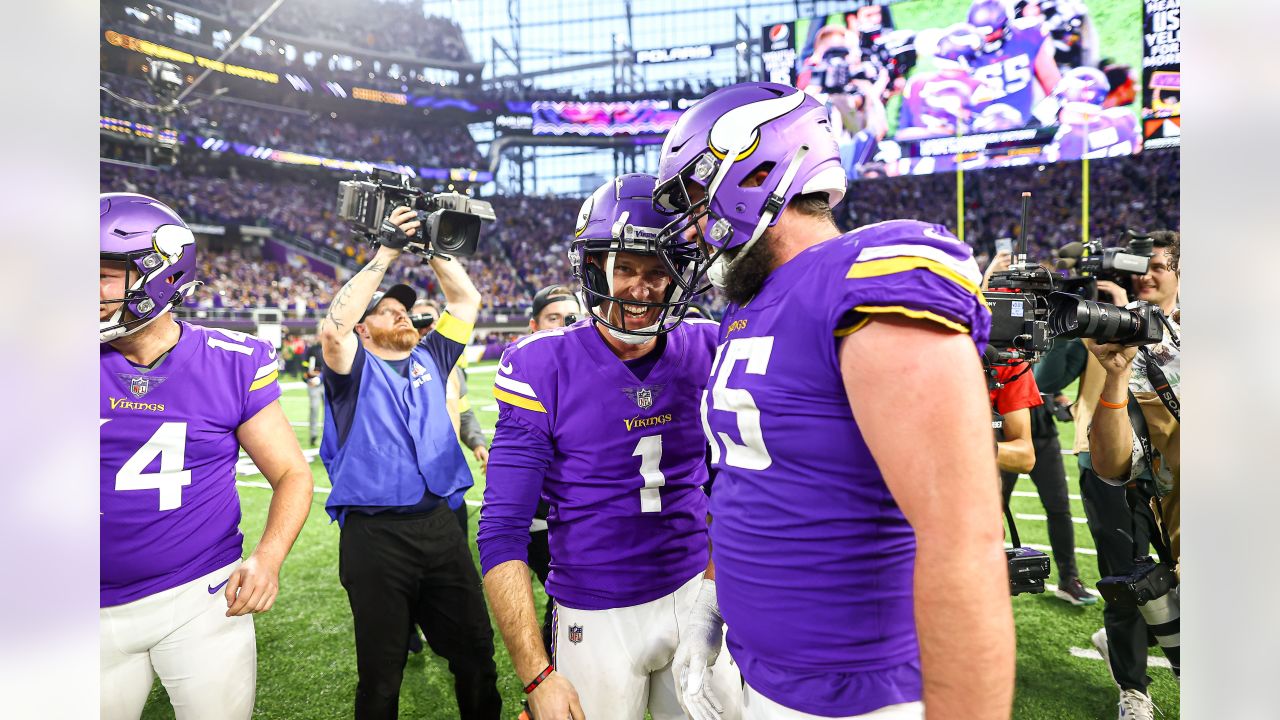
[761,0,1144,180]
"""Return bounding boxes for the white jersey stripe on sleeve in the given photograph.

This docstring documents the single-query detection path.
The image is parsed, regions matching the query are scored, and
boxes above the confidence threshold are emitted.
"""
[855,243,982,287]
[495,373,539,399]
[254,362,279,380]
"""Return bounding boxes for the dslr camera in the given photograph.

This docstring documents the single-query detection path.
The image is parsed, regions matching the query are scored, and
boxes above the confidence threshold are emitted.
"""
[336,169,496,257]
[982,196,1167,365]
[814,46,882,96]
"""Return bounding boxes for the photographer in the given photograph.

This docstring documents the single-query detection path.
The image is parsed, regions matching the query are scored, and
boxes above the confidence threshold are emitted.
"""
[1048,231,1179,718]
[317,205,500,719]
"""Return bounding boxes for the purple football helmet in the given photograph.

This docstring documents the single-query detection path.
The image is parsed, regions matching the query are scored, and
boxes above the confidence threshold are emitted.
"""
[934,23,982,71]
[968,0,1011,52]
[100,193,199,342]
[652,82,846,292]
[569,173,698,341]
[1057,65,1110,106]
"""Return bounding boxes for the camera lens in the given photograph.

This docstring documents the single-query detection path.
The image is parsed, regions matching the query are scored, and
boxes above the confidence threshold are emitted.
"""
[1047,291,1146,344]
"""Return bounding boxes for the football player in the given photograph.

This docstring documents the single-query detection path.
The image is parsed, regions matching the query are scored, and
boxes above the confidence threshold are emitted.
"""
[896,23,984,140]
[478,174,741,720]
[967,0,1062,125]
[1045,66,1141,161]
[652,83,1014,720]
[99,193,314,720]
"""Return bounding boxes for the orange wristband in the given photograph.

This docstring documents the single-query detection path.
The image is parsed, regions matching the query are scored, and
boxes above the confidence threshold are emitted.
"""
[1098,397,1128,409]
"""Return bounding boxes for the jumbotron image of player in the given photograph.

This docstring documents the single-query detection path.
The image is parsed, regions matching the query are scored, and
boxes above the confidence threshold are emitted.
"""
[652,83,1014,719]
[1046,65,1141,162]
[966,0,1062,125]
[99,193,314,719]
[478,174,740,720]
[896,23,984,141]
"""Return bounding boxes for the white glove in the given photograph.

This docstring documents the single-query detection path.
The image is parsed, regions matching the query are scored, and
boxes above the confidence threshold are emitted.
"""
[673,579,725,720]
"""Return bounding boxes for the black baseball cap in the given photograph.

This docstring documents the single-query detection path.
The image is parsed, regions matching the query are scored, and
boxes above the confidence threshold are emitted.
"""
[361,283,418,321]
[530,284,577,319]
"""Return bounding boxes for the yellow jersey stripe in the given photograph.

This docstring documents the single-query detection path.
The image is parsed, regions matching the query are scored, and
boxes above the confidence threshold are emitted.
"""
[249,369,279,392]
[435,312,475,345]
[494,387,547,413]
[847,256,988,307]
[846,305,971,336]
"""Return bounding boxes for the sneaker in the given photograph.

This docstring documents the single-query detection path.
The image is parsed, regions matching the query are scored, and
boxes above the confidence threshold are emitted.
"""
[1118,688,1154,720]
[1055,577,1099,606]
[1093,628,1118,687]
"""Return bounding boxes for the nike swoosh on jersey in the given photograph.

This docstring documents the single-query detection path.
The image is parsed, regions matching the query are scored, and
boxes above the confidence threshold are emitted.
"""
[208,578,230,594]
[499,361,513,373]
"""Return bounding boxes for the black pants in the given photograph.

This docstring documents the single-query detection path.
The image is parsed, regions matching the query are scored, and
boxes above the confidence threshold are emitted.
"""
[1079,463,1159,693]
[1001,405,1078,582]
[339,506,501,720]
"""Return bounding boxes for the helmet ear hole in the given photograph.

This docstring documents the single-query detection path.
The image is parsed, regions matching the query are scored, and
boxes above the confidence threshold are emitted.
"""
[738,161,776,188]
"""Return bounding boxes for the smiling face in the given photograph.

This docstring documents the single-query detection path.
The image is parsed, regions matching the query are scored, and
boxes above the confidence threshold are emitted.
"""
[1131,246,1179,310]
[589,250,673,330]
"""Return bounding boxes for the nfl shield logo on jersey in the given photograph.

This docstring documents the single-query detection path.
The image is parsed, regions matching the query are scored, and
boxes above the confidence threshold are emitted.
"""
[568,624,584,644]
[635,387,653,409]
[120,373,165,398]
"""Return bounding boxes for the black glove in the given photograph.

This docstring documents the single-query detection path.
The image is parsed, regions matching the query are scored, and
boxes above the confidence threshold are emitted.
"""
[377,216,414,250]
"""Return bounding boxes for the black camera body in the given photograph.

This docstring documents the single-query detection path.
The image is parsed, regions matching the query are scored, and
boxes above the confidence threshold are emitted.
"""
[1007,546,1051,595]
[336,169,496,257]
[409,313,436,331]
[816,47,881,95]
[983,263,1056,365]
[1096,557,1177,609]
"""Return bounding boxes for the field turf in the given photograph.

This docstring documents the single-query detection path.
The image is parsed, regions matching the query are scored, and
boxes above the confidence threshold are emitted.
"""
[141,364,1178,719]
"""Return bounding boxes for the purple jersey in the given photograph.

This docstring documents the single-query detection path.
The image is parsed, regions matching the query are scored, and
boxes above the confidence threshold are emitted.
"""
[1047,106,1140,162]
[478,319,719,610]
[896,71,982,139]
[970,17,1051,123]
[100,322,281,607]
[703,220,990,716]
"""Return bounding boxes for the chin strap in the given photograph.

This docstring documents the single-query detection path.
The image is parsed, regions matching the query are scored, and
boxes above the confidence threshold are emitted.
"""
[708,144,811,288]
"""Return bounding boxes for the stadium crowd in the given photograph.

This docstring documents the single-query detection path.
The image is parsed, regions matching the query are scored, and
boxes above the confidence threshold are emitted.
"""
[100,75,483,169]
[101,149,1179,324]
[152,0,471,63]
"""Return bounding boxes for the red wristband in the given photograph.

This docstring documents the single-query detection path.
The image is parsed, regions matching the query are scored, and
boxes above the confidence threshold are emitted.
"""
[523,664,555,694]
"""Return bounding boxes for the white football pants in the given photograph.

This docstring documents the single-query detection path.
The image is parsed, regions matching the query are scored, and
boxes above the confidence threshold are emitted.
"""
[743,684,923,720]
[100,560,255,720]
[552,573,742,720]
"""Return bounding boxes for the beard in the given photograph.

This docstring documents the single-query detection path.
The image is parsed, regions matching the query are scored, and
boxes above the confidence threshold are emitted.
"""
[368,323,419,352]
[721,233,779,305]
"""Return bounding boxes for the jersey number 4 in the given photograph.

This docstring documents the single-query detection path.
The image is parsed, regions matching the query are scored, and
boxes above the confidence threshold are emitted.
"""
[702,336,774,471]
[103,420,191,511]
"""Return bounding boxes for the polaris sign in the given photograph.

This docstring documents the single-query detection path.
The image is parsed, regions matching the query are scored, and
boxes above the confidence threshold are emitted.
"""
[634,44,713,65]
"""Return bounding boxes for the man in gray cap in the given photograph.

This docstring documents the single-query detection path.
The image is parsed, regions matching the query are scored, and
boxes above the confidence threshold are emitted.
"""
[316,205,500,719]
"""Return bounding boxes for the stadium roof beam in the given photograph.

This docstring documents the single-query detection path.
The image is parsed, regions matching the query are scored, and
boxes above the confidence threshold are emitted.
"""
[481,37,757,86]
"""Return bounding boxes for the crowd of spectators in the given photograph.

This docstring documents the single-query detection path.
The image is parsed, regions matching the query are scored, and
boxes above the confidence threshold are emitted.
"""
[836,150,1181,265]
[100,74,484,169]
[101,149,1179,325]
[166,0,471,63]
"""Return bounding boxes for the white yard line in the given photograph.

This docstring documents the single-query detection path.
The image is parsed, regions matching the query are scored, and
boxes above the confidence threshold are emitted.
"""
[1069,646,1171,669]
[1012,490,1082,501]
[1016,513,1089,525]
[1026,542,1096,556]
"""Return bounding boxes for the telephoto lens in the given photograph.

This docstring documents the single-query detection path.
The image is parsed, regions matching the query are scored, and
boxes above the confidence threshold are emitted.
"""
[1046,292,1164,347]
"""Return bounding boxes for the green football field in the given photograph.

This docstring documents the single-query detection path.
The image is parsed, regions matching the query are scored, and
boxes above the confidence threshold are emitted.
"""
[141,364,1179,719]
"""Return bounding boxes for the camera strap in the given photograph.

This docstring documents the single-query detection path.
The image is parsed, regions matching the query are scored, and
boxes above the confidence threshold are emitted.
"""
[1125,392,1175,563]
[1004,504,1023,548]
[1139,346,1180,422]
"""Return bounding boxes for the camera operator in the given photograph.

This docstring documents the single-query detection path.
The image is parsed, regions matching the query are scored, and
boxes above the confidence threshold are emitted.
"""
[1044,231,1179,718]
[412,297,488,489]
[799,25,891,178]
[982,250,1096,605]
[316,205,500,719]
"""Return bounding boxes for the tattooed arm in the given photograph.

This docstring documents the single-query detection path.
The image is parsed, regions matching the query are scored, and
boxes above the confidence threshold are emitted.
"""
[318,205,422,375]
